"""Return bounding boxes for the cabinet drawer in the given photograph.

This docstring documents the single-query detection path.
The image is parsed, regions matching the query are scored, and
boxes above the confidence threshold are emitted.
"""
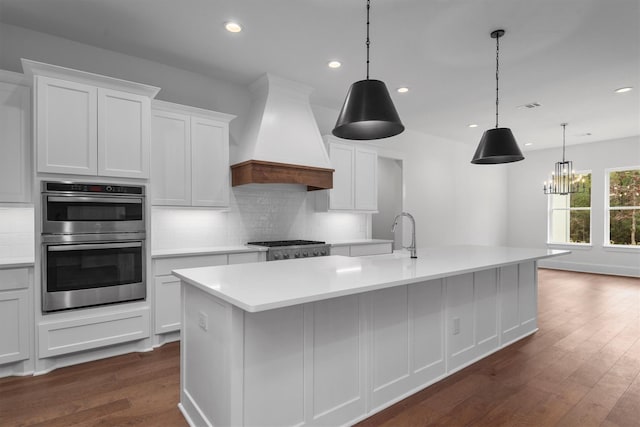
[330,246,351,256]
[228,252,263,265]
[38,308,150,358]
[154,254,226,276]
[0,268,29,291]
[349,243,393,257]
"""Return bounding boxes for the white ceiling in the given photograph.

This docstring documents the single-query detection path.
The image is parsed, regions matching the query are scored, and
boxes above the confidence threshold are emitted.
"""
[1,0,638,151]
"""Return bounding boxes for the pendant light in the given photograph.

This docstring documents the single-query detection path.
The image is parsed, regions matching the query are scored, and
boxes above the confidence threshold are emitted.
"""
[471,29,524,164]
[332,0,404,140]
[543,123,586,195]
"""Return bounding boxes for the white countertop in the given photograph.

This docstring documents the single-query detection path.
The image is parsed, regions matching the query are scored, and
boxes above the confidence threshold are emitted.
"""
[173,245,569,313]
[151,245,267,258]
[328,239,393,246]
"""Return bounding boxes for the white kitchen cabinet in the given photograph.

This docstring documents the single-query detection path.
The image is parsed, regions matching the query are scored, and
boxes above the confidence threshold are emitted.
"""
[35,76,97,175]
[0,268,31,366]
[23,59,159,179]
[330,241,393,257]
[151,109,191,205]
[316,136,378,212]
[153,251,264,336]
[151,101,235,207]
[0,72,31,203]
[97,88,150,178]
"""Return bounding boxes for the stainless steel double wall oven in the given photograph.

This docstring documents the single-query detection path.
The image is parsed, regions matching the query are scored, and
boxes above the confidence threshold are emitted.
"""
[41,181,146,312]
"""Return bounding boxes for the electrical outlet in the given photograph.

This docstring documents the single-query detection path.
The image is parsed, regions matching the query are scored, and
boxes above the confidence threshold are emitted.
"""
[198,312,208,331]
[453,317,460,335]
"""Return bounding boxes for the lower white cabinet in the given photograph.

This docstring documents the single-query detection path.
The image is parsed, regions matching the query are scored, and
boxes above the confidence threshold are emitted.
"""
[0,268,31,366]
[153,251,265,335]
[330,242,393,257]
[38,307,150,358]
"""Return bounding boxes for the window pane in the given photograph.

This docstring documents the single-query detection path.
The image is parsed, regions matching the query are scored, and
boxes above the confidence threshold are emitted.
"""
[569,210,590,243]
[609,170,640,208]
[551,194,569,209]
[609,209,640,245]
[570,173,591,208]
[550,210,570,243]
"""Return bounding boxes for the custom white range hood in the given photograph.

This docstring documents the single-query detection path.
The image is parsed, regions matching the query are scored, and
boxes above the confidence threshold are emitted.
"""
[230,74,334,191]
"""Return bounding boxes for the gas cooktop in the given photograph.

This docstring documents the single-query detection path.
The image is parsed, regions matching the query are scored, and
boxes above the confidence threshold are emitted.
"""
[247,240,329,261]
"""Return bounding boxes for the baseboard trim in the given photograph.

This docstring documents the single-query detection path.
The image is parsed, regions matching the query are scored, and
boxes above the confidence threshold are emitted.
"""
[539,259,640,277]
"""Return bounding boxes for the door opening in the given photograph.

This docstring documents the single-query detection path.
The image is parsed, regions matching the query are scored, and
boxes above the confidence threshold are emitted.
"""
[372,157,403,250]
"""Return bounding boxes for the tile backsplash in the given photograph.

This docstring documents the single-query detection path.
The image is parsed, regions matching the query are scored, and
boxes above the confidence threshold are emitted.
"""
[151,184,370,251]
[0,207,34,259]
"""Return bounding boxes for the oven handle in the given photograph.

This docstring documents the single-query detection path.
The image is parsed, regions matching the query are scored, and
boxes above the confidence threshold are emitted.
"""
[47,196,143,204]
[47,242,143,252]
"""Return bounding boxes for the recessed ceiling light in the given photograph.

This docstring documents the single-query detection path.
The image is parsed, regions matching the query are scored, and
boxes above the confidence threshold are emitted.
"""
[328,61,341,69]
[224,21,242,33]
[614,87,633,93]
[468,124,478,128]
[524,142,533,146]
[516,102,542,109]
[397,87,409,93]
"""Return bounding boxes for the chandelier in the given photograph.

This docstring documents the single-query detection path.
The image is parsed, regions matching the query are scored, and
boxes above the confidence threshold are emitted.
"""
[543,123,586,195]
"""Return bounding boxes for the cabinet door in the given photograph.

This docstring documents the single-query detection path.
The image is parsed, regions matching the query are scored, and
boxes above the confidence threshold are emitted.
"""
[191,117,229,207]
[0,82,31,202]
[36,76,97,175]
[354,147,377,211]
[151,110,191,205]
[155,276,181,334]
[328,143,355,210]
[98,88,150,178]
[0,290,29,365]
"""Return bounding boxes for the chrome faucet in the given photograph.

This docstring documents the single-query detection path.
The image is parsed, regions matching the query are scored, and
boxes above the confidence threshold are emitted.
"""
[392,212,417,258]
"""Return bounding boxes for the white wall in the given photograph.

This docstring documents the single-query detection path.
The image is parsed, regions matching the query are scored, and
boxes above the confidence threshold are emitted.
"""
[368,129,508,250]
[507,136,640,276]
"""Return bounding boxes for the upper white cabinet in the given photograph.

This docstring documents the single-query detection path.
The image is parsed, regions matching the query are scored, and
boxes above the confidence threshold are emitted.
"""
[317,136,378,212]
[22,59,159,179]
[0,71,31,203]
[97,88,151,178]
[151,100,235,207]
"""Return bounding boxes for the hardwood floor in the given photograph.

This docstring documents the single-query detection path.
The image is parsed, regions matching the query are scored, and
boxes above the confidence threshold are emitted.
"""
[1,269,638,426]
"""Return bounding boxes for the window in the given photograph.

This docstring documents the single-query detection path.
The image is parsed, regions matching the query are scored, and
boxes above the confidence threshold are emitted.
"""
[606,167,640,247]
[548,172,592,244]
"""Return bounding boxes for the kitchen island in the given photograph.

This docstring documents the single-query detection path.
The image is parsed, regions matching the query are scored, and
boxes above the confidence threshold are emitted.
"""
[173,245,568,427]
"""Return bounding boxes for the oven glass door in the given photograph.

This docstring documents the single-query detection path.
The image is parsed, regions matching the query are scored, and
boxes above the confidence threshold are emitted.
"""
[43,241,145,312]
[43,195,144,234]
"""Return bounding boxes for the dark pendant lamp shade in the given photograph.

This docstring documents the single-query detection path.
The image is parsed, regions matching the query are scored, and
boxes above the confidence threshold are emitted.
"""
[471,29,524,164]
[332,79,405,140]
[471,128,524,164]
[332,0,404,141]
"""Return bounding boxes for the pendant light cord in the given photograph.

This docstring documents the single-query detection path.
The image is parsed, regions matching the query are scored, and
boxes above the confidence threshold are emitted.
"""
[495,33,500,128]
[366,0,370,80]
